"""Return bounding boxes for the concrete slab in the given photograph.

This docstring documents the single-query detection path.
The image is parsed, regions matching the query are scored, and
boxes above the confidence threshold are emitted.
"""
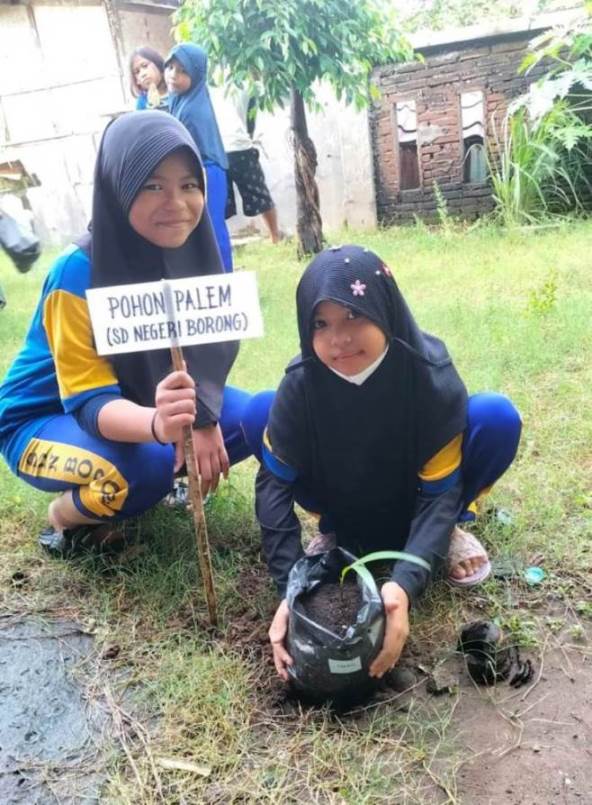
[0,617,109,803]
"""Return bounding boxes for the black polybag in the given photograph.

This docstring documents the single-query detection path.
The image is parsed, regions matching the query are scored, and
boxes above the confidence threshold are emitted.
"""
[286,547,385,704]
[458,621,534,688]
[0,211,41,273]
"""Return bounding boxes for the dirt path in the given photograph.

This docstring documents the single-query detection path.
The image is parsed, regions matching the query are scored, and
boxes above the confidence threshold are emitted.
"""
[2,581,590,803]
[453,641,592,804]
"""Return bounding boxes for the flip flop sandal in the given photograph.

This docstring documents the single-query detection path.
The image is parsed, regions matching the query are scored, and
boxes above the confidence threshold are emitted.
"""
[39,523,126,559]
[162,479,190,508]
[447,527,491,587]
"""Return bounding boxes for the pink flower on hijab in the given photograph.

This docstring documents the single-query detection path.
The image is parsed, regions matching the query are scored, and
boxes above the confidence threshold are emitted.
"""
[350,280,366,296]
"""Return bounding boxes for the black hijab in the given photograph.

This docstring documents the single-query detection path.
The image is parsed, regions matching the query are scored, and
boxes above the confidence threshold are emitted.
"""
[269,245,467,553]
[79,110,238,426]
[295,244,467,467]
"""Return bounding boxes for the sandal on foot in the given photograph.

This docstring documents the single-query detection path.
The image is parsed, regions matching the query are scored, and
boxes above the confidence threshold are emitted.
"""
[163,479,190,508]
[447,527,491,587]
[39,523,126,559]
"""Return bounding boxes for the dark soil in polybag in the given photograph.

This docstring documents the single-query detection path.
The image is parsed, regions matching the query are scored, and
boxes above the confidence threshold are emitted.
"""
[299,579,362,638]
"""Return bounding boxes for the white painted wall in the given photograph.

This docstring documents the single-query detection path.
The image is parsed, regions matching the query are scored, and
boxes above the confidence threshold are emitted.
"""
[0,4,123,244]
[0,5,376,246]
[225,82,377,239]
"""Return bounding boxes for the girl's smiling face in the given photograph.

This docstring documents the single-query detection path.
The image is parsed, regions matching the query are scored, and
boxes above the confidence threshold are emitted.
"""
[165,58,192,94]
[128,149,204,248]
[132,55,164,92]
[312,300,387,376]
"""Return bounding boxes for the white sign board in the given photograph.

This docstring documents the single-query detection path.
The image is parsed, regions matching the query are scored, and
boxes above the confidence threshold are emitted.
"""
[86,272,263,355]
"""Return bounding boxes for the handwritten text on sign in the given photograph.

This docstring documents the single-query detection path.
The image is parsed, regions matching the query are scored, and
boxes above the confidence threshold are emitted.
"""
[86,272,263,355]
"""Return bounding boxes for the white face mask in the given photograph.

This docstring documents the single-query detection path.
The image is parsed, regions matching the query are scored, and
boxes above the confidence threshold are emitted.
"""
[329,346,389,386]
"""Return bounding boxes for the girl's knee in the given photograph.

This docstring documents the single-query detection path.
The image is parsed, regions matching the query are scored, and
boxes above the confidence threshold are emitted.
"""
[241,390,274,460]
[468,392,521,442]
[461,394,521,503]
[72,442,173,521]
[119,442,174,516]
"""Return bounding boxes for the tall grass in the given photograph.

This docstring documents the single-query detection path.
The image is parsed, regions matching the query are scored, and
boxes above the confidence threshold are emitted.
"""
[489,8,592,226]
[488,101,591,227]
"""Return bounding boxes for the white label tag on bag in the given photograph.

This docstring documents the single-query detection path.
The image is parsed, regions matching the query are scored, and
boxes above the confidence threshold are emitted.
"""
[328,656,362,675]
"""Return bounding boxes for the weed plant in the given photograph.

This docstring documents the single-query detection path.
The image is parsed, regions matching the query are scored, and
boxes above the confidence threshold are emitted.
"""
[488,103,589,226]
[489,7,592,226]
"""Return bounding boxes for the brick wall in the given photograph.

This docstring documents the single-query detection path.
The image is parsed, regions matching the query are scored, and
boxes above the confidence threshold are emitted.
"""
[118,7,175,73]
[370,32,549,224]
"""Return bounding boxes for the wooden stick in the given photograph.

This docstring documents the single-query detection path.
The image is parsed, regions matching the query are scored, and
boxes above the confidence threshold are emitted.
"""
[162,280,217,626]
[169,345,217,625]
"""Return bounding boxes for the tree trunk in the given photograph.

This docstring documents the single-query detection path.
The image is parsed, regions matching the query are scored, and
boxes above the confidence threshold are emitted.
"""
[290,88,323,256]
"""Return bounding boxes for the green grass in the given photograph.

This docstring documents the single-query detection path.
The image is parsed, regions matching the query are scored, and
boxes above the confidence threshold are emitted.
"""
[1,220,591,802]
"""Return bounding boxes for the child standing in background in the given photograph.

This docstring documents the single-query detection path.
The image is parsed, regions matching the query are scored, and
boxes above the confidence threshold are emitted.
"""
[165,43,233,272]
[129,47,168,111]
[211,85,282,244]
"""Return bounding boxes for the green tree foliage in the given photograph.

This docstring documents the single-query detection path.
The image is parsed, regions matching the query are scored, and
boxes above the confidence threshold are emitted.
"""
[521,1,592,76]
[174,0,411,255]
[402,0,573,32]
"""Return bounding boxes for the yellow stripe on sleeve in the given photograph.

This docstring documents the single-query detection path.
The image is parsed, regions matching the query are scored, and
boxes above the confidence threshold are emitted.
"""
[43,289,118,400]
[419,433,463,481]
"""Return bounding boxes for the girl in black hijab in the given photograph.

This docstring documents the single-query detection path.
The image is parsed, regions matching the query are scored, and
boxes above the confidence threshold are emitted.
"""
[0,111,272,554]
[256,245,521,681]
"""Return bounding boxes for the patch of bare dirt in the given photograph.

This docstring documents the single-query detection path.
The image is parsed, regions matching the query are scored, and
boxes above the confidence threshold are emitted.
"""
[213,559,592,802]
[453,638,592,804]
[219,564,288,707]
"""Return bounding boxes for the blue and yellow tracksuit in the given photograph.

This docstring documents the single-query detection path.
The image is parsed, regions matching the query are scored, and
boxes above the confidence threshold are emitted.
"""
[0,246,272,520]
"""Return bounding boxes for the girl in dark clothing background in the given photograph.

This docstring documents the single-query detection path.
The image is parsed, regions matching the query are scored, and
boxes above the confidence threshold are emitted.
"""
[257,245,521,681]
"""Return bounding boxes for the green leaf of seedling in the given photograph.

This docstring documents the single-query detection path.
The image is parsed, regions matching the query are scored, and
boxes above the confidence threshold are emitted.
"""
[342,561,376,591]
[340,550,431,584]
